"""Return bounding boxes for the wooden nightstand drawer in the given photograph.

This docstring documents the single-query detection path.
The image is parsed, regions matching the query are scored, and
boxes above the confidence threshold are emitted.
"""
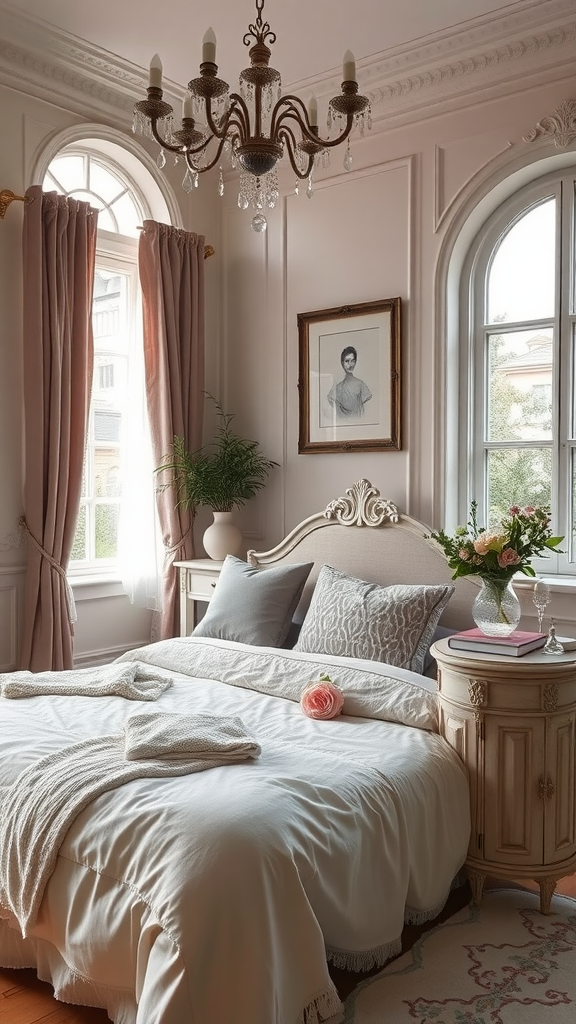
[174,559,223,635]
[186,571,219,600]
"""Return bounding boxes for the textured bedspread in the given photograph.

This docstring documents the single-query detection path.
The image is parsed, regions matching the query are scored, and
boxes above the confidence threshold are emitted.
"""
[0,638,470,1024]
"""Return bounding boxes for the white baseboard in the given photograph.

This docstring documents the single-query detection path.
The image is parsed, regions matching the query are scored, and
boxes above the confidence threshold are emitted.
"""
[73,641,147,668]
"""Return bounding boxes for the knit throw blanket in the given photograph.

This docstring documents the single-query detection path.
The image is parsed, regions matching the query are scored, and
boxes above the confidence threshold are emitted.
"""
[0,712,260,937]
[0,662,173,701]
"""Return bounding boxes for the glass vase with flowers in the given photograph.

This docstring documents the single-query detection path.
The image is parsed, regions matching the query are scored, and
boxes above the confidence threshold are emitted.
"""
[428,502,563,637]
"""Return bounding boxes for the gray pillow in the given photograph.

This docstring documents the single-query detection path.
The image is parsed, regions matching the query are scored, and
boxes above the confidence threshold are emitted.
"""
[423,625,458,677]
[293,564,455,675]
[192,556,313,648]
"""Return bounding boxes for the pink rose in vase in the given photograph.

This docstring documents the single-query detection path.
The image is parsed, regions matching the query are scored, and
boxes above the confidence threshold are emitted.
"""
[300,675,344,720]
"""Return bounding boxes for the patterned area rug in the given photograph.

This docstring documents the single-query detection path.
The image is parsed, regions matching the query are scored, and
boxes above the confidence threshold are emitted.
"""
[344,888,576,1023]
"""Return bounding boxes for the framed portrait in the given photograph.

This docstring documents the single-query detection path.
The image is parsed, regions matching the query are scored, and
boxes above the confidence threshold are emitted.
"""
[297,297,401,454]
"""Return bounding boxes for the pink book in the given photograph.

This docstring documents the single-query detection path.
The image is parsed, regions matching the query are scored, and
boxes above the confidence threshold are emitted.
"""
[447,628,546,656]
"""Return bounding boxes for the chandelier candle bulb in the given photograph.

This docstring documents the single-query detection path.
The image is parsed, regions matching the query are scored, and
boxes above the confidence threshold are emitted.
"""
[182,94,193,119]
[343,49,356,83]
[202,28,217,64]
[308,96,318,126]
[149,54,163,89]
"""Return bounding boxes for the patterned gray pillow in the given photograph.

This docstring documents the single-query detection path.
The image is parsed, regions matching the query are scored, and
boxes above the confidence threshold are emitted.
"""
[192,556,313,648]
[293,564,455,675]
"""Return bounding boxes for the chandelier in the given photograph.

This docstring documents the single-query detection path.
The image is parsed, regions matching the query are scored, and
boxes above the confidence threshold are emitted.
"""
[133,0,371,231]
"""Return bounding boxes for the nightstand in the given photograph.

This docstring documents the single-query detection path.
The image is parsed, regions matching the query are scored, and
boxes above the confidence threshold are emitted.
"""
[432,638,576,913]
[173,559,223,636]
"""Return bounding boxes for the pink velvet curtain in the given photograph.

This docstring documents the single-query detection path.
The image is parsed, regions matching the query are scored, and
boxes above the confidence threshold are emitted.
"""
[19,185,98,671]
[138,221,205,639]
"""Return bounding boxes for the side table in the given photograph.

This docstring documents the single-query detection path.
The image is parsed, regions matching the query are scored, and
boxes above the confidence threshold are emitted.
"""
[173,559,223,636]
[432,637,576,913]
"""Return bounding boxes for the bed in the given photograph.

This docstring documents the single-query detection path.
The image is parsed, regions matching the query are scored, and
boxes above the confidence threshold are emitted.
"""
[0,478,480,1024]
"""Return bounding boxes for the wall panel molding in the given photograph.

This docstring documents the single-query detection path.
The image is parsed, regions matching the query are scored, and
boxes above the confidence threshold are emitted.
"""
[434,136,514,231]
[0,566,24,671]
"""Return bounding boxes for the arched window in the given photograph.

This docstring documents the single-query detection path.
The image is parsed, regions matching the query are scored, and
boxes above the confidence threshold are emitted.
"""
[42,144,161,582]
[461,168,576,575]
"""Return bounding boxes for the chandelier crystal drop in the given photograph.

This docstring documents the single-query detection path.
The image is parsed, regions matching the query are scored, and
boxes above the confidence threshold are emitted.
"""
[132,0,371,231]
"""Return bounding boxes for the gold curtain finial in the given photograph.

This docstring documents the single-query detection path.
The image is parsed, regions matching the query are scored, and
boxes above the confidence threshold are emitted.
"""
[0,189,27,219]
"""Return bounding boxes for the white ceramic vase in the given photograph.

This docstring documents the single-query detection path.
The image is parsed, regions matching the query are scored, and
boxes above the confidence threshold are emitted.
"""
[202,510,243,560]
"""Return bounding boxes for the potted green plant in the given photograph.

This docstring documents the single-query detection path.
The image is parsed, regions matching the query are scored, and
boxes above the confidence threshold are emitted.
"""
[157,395,278,559]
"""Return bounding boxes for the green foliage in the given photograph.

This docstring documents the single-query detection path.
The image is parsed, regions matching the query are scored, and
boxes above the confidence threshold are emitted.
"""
[156,395,278,513]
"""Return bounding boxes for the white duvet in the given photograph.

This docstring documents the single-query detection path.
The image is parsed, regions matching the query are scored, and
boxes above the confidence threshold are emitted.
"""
[0,638,471,1024]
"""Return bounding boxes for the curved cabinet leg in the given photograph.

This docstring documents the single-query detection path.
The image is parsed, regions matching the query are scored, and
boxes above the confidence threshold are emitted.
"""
[539,877,557,914]
[467,867,485,905]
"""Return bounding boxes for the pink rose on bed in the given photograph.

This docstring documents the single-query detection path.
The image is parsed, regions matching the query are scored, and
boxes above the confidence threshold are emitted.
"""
[300,675,344,720]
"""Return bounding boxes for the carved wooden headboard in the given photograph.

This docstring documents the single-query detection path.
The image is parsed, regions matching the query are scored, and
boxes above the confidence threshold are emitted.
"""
[248,479,479,630]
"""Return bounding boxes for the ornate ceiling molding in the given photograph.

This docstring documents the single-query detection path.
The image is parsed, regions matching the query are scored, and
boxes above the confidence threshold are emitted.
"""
[0,1,574,131]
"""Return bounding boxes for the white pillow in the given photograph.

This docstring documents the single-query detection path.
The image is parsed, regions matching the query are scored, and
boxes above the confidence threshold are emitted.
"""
[293,564,454,675]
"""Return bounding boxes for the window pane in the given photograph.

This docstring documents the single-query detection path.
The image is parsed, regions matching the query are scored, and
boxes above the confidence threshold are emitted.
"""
[69,189,105,209]
[44,155,86,194]
[88,161,126,205]
[572,323,576,439]
[487,448,552,525]
[487,328,553,442]
[93,272,128,352]
[96,208,117,232]
[70,505,87,560]
[572,449,576,560]
[95,504,119,559]
[109,191,141,237]
[487,198,555,324]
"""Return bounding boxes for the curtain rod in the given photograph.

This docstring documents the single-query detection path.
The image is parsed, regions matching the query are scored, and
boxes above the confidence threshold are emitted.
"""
[0,189,28,219]
[0,194,215,260]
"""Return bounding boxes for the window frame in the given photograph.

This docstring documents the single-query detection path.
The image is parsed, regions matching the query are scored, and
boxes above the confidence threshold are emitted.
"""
[460,168,576,577]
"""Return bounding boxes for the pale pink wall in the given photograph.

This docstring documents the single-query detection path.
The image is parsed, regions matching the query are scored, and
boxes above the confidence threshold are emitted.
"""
[216,78,576,552]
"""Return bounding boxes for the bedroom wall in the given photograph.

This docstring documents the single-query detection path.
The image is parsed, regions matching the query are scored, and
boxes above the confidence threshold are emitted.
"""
[0,2,575,666]
[220,85,576,547]
[214,13,576,635]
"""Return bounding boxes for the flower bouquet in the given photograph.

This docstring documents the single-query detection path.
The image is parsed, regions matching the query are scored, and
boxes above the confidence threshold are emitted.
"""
[428,502,563,634]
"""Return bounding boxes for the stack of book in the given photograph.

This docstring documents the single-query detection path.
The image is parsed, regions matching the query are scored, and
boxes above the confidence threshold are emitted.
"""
[447,628,547,657]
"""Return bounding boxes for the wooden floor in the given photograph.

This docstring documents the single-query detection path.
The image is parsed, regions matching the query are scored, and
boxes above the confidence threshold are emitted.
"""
[2,873,575,1023]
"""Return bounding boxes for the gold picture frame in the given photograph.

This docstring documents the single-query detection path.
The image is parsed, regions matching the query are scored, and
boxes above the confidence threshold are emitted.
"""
[298,297,402,454]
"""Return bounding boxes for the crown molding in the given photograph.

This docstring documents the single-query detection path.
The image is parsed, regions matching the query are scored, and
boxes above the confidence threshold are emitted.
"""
[0,0,574,132]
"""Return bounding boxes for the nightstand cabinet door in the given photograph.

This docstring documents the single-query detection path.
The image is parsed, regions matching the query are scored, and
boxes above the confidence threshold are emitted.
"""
[545,711,576,863]
[483,716,545,866]
[438,701,481,856]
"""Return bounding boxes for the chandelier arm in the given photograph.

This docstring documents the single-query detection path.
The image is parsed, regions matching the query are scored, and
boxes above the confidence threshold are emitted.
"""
[277,127,315,180]
[270,94,316,143]
[204,92,251,142]
[147,117,189,155]
[306,113,356,151]
[184,135,228,173]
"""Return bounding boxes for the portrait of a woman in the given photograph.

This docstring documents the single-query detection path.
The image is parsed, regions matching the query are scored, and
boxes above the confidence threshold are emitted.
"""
[326,345,372,419]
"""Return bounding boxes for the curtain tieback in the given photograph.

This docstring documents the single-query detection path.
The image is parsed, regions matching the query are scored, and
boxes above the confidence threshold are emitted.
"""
[165,526,192,560]
[19,516,77,624]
